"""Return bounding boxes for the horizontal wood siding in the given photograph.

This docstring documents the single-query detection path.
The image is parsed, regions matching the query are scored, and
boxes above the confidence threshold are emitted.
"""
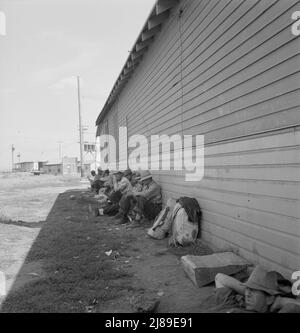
[98,0,300,277]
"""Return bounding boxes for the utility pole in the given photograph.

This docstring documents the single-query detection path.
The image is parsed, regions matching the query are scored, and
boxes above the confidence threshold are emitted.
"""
[11,144,15,172]
[57,141,63,160]
[17,153,21,163]
[77,76,84,178]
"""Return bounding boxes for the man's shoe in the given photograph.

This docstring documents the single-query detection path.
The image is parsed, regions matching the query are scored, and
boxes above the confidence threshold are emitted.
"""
[114,212,123,220]
[127,220,141,229]
[116,217,128,225]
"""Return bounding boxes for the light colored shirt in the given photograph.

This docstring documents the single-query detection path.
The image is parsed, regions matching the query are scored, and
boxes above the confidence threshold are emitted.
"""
[104,174,114,188]
[114,176,132,195]
[132,182,143,192]
[87,175,96,184]
[134,180,162,204]
[88,175,95,181]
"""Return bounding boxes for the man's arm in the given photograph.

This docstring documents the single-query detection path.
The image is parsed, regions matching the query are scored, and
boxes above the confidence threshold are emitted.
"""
[270,296,300,312]
[134,182,157,199]
[112,175,119,191]
[113,177,128,192]
[117,178,128,192]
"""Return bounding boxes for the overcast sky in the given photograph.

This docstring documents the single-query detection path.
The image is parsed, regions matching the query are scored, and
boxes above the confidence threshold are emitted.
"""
[0,0,155,171]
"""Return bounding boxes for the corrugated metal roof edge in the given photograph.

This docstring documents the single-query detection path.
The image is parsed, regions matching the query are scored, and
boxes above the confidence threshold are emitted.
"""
[95,0,179,128]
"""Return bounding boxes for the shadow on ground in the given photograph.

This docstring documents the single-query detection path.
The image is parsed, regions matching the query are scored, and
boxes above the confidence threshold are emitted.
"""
[0,190,214,313]
[0,220,45,228]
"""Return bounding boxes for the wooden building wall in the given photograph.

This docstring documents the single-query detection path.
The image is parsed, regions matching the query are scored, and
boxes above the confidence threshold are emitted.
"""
[97,0,300,277]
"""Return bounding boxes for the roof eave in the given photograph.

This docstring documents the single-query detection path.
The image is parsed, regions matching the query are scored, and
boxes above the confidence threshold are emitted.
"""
[96,0,179,127]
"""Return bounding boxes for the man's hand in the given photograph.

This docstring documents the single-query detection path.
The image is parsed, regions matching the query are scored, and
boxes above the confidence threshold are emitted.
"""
[270,296,300,312]
[270,296,282,312]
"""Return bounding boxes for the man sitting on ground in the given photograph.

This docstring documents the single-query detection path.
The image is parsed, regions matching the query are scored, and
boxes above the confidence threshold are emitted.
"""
[101,169,110,181]
[92,168,105,194]
[114,171,142,223]
[105,170,133,206]
[112,169,132,198]
[115,170,162,226]
[131,172,142,192]
[87,170,96,189]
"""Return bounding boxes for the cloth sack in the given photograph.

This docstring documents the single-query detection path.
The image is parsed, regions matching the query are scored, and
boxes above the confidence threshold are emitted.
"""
[147,198,176,240]
[168,202,198,247]
[177,197,202,224]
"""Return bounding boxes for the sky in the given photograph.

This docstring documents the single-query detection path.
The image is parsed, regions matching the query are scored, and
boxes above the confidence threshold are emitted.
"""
[0,0,155,171]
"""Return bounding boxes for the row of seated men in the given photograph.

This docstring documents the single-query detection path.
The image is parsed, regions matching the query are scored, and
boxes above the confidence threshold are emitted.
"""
[88,168,162,227]
[88,169,300,313]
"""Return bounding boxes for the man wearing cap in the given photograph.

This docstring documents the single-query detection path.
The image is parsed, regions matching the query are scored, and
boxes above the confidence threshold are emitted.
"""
[211,265,300,313]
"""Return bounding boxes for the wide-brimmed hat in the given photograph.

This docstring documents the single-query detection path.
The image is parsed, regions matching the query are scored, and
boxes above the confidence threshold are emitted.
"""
[140,170,152,181]
[132,171,141,179]
[123,169,132,177]
[113,170,123,175]
[244,266,283,295]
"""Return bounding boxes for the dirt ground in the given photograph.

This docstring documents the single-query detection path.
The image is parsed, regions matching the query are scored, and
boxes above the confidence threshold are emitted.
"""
[0,172,215,312]
[0,172,87,222]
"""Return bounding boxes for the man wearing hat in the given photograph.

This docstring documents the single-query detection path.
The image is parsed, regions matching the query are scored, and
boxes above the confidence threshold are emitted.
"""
[108,169,133,203]
[100,170,133,217]
[130,171,143,192]
[115,170,162,226]
[89,168,105,194]
[87,170,96,189]
[113,169,132,194]
[213,265,300,313]
[130,170,162,226]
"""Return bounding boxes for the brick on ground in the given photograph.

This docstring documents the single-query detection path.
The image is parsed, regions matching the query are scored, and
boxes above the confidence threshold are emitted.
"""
[181,252,249,288]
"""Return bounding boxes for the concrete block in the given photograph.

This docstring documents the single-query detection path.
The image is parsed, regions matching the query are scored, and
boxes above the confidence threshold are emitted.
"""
[181,252,249,288]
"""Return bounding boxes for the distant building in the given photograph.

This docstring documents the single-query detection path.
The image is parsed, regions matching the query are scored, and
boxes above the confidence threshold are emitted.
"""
[14,161,46,172]
[83,142,97,173]
[14,157,94,176]
[43,160,62,176]
[62,157,78,175]
[77,161,95,175]
[43,157,78,176]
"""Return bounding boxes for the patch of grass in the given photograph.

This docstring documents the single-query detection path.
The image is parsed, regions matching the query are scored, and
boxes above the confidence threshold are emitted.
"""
[0,191,135,313]
[153,251,167,257]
